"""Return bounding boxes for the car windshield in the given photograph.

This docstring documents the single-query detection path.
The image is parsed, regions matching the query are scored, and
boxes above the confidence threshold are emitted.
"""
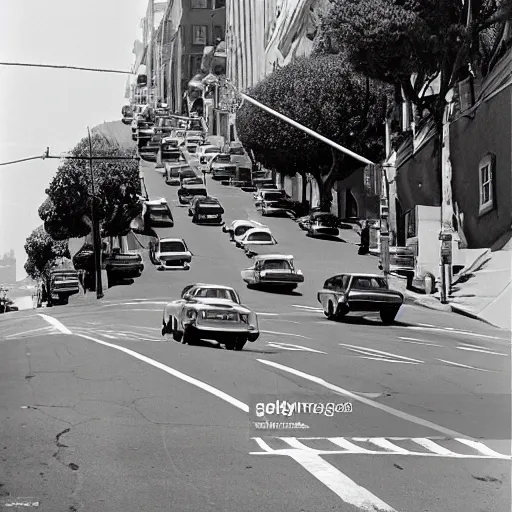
[215,155,231,163]
[180,170,196,178]
[168,168,183,177]
[262,260,291,270]
[229,147,244,155]
[148,206,170,218]
[351,277,387,289]
[194,288,238,302]
[199,198,219,205]
[205,148,220,153]
[160,241,186,253]
[247,232,272,242]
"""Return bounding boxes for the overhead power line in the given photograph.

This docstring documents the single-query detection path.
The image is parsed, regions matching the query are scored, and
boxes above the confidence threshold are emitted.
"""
[0,62,133,75]
[0,155,44,167]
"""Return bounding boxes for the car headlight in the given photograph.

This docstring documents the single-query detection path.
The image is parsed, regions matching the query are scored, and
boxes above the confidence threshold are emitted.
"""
[186,309,197,320]
[239,314,248,324]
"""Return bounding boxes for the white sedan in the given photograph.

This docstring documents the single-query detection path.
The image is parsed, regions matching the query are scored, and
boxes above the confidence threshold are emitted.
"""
[222,220,268,243]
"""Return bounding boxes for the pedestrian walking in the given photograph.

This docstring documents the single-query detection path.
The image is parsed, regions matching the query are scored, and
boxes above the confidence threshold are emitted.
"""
[358,221,370,255]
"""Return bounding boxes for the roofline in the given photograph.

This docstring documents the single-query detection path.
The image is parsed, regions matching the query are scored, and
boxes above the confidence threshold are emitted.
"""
[159,238,185,242]
[254,254,294,260]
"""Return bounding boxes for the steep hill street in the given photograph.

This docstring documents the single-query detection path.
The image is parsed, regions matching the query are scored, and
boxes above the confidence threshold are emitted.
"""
[1,155,510,512]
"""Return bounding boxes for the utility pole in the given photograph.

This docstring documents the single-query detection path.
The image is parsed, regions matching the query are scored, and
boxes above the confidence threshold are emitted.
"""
[88,127,104,299]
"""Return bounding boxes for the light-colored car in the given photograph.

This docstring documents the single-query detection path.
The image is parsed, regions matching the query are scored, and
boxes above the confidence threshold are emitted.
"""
[161,283,259,350]
[143,198,174,228]
[222,220,267,243]
[300,212,340,237]
[151,238,192,270]
[241,254,304,291]
[235,227,278,257]
[254,189,287,206]
[197,145,221,171]
[165,162,194,185]
[317,273,404,324]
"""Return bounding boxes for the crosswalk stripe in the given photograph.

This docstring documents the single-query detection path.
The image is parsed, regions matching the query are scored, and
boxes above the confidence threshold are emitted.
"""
[411,438,456,455]
[398,337,442,347]
[437,359,493,372]
[456,346,507,355]
[358,356,420,364]
[362,438,410,454]
[329,438,372,453]
[456,439,511,457]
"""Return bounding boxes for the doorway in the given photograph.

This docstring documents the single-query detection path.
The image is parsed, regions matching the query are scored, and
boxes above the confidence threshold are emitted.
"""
[345,190,358,218]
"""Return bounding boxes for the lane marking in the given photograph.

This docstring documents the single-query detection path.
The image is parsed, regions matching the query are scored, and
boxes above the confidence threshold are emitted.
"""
[266,342,327,354]
[4,326,53,338]
[292,305,323,311]
[338,344,424,363]
[397,337,443,347]
[456,346,507,356]
[261,330,311,340]
[437,359,494,372]
[38,314,72,334]
[286,451,396,512]
[358,356,420,365]
[405,326,507,340]
[256,359,472,439]
[362,438,409,454]
[256,312,279,316]
[411,438,456,455]
[77,333,249,411]
[457,438,511,457]
[102,301,169,307]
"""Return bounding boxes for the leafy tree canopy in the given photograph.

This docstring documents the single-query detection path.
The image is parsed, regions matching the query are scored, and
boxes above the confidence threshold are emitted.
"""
[319,0,512,122]
[39,132,141,240]
[24,225,70,280]
[236,55,392,209]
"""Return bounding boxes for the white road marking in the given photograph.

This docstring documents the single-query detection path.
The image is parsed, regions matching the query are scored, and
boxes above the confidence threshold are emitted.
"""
[256,312,279,316]
[456,346,507,356]
[286,451,396,512]
[129,309,162,312]
[411,438,456,455]
[292,305,323,311]
[405,326,506,340]
[417,323,436,327]
[100,333,117,339]
[261,330,311,340]
[251,437,510,459]
[358,356,420,364]
[266,342,327,354]
[4,326,53,338]
[102,301,168,307]
[77,332,249,412]
[338,344,424,363]
[397,337,443,347]
[437,359,494,372]
[457,438,511,457]
[256,359,472,439]
[38,314,72,334]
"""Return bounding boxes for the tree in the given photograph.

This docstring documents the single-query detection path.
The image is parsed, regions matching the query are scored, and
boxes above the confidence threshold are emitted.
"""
[24,226,70,281]
[39,132,142,241]
[319,0,512,124]
[236,55,392,210]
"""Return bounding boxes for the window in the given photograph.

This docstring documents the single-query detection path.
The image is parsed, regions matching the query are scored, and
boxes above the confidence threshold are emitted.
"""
[160,241,186,253]
[247,232,272,242]
[213,0,225,8]
[405,208,417,239]
[479,154,495,215]
[191,0,208,8]
[213,25,224,41]
[351,277,387,290]
[192,25,207,45]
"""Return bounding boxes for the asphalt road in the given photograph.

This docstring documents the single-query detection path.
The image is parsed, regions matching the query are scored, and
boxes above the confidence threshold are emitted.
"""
[1,152,510,512]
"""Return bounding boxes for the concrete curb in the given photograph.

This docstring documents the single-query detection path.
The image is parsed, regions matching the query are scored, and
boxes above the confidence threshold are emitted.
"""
[447,303,500,327]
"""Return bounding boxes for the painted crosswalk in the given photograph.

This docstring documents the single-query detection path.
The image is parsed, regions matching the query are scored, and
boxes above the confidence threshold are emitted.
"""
[266,342,326,354]
[250,436,511,459]
[338,343,424,364]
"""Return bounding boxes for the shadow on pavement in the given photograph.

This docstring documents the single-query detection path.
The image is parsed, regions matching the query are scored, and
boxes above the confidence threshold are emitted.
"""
[109,278,135,287]
[306,234,347,243]
[328,315,419,328]
[248,286,302,297]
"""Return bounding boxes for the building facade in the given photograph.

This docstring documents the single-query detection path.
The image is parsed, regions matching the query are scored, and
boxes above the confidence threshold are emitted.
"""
[0,250,16,285]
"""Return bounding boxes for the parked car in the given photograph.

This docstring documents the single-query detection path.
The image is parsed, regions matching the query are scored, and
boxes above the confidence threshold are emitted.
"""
[253,188,285,203]
[317,273,404,324]
[160,137,181,161]
[161,283,259,350]
[188,196,224,225]
[105,248,144,285]
[235,227,278,257]
[47,269,80,305]
[178,184,208,204]
[241,254,304,291]
[144,198,174,228]
[121,105,133,125]
[259,193,293,217]
[139,133,161,160]
[222,220,267,243]
[185,135,203,154]
[179,168,198,185]
[165,162,193,185]
[181,176,203,186]
[299,212,340,237]
[136,119,154,148]
[150,237,192,270]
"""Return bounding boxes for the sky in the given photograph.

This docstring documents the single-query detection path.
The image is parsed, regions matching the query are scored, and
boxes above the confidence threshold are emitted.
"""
[0,0,147,280]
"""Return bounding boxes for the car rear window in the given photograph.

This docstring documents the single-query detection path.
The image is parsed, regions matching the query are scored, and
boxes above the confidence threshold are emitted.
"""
[247,232,272,242]
[160,241,185,253]
[351,277,387,289]
[206,148,220,153]
[234,225,251,236]
[215,155,231,163]
[194,288,237,302]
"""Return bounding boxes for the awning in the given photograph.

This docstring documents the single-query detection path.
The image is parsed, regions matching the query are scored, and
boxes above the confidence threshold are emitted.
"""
[395,134,441,212]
